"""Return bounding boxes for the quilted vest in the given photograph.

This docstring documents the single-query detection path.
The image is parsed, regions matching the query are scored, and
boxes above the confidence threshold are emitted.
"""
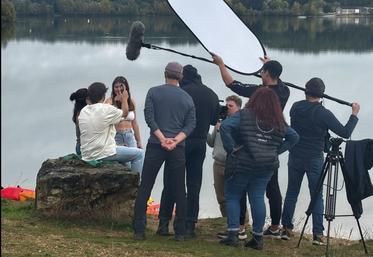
[235,108,285,173]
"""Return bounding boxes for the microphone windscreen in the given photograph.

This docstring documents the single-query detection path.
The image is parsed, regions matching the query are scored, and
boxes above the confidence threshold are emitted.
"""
[126,21,145,61]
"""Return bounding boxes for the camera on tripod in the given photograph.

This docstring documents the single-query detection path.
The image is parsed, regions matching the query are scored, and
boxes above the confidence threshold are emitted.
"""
[298,136,369,256]
[329,137,343,148]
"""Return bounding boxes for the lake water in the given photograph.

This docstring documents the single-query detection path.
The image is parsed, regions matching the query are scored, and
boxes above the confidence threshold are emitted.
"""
[1,16,372,240]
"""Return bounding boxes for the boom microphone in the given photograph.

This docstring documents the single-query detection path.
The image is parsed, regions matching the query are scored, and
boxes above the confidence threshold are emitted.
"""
[126,21,145,61]
[125,21,212,63]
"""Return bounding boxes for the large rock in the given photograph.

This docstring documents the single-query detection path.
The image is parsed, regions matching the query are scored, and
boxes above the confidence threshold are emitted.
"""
[36,157,139,222]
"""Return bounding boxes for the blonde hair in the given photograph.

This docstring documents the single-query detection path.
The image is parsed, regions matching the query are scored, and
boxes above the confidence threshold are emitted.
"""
[225,95,242,107]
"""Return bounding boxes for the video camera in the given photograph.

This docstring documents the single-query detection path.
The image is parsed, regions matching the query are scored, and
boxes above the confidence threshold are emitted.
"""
[219,100,228,120]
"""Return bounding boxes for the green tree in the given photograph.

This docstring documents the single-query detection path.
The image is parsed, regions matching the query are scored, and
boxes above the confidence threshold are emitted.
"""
[101,0,112,15]
[304,0,324,15]
[232,1,248,15]
[291,1,303,15]
[56,0,74,15]
[263,0,289,13]
[1,0,16,25]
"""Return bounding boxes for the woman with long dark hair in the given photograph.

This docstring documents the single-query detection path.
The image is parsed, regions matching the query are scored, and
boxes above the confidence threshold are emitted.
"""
[69,88,88,155]
[219,87,299,250]
[105,76,142,148]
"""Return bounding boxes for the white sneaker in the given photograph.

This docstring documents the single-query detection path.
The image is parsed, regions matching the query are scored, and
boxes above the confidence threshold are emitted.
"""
[238,228,247,240]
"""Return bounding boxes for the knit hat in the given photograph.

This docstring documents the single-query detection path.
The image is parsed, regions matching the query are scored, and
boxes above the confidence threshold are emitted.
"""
[165,62,183,80]
[305,77,325,98]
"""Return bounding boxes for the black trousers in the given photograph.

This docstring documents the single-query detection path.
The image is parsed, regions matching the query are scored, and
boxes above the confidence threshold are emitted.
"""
[265,169,282,226]
[133,143,186,235]
[239,191,248,226]
[159,138,206,226]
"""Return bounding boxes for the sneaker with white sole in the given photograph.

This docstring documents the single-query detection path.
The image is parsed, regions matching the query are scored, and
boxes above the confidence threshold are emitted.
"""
[263,227,281,239]
[312,234,326,245]
[217,231,228,239]
[281,228,293,240]
[238,228,247,240]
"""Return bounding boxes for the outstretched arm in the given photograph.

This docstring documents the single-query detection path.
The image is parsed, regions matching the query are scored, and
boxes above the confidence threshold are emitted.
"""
[211,53,234,86]
[131,100,142,148]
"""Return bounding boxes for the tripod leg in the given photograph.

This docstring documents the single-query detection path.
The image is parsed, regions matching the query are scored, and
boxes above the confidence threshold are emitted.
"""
[326,221,331,257]
[297,215,311,248]
[356,215,369,254]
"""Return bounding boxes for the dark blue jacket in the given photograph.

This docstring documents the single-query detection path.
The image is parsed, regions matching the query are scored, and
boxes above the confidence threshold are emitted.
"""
[290,100,358,159]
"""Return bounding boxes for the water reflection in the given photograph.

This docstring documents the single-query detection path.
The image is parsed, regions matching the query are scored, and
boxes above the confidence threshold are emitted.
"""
[2,16,373,52]
[1,16,372,240]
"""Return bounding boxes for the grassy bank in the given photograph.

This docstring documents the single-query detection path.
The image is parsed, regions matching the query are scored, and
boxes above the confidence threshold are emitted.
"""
[1,199,372,257]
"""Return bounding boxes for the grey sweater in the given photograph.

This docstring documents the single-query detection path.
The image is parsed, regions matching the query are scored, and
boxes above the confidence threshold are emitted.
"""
[207,126,227,164]
[144,84,196,146]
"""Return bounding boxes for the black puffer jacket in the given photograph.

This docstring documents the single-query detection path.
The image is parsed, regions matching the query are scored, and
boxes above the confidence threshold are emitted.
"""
[235,109,285,173]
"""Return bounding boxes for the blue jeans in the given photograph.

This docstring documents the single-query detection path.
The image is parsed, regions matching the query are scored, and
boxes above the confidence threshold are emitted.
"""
[115,129,137,147]
[101,146,144,174]
[282,154,325,235]
[75,142,81,156]
[225,171,273,235]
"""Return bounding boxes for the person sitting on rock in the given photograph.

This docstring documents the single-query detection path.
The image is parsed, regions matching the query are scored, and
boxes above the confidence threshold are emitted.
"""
[78,82,144,173]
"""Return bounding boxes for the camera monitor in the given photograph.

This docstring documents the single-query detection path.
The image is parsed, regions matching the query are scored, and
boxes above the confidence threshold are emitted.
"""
[167,0,266,75]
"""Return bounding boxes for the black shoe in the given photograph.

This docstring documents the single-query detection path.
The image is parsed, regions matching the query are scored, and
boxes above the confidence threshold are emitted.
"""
[185,229,196,239]
[263,227,281,239]
[156,227,172,236]
[174,234,185,241]
[185,222,196,239]
[245,234,263,250]
[217,231,228,239]
[133,233,146,241]
[219,231,239,247]
[156,219,171,236]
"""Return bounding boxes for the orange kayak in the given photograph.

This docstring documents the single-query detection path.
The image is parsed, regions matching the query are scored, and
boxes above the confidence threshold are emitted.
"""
[1,186,35,201]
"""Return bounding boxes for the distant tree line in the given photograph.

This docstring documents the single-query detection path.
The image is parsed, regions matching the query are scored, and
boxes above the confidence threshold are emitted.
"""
[3,15,372,53]
[228,0,373,16]
[4,0,373,17]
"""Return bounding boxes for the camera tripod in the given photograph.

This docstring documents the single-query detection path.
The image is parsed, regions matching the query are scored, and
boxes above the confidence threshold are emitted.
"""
[297,138,368,256]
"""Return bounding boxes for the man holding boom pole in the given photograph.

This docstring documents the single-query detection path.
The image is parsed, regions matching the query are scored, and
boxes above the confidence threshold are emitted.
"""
[212,53,289,239]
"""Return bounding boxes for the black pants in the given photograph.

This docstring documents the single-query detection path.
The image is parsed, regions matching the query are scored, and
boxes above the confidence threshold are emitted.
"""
[265,169,282,226]
[159,138,206,226]
[239,191,248,226]
[133,143,186,235]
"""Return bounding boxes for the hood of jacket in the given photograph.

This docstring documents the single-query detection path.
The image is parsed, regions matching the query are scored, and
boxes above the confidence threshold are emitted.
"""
[180,64,202,87]
[290,99,321,119]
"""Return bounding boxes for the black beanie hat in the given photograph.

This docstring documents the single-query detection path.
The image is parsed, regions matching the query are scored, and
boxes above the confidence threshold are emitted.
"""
[305,77,325,98]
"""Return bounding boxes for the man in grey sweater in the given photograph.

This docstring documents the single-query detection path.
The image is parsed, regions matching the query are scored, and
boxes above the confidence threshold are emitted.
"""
[133,62,196,241]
